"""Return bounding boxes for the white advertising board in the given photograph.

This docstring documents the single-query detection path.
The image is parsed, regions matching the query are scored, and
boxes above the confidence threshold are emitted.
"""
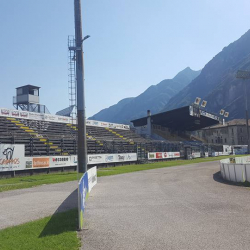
[87,166,97,192]
[86,119,130,130]
[0,151,137,172]
[0,144,25,172]
[0,107,130,130]
[50,156,71,167]
[200,110,220,121]
[88,153,137,165]
[192,152,201,158]
[148,152,181,160]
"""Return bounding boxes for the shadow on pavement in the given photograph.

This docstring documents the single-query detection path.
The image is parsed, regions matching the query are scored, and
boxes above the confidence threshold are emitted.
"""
[213,171,250,187]
[39,188,78,237]
[213,171,227,184]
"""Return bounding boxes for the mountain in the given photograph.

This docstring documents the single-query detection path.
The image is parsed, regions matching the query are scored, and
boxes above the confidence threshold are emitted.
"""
[162,29,250,120]
[89,67,201,124]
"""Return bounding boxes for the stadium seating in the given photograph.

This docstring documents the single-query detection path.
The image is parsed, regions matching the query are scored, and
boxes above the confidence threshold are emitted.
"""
[0,116,163,157]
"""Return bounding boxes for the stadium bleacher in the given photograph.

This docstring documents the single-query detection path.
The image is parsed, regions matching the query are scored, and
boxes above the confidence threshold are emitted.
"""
[0,116,182,158]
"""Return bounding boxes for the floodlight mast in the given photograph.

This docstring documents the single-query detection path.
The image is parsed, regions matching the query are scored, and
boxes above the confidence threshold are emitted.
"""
[74,0,88,174]
[236,70,250,154]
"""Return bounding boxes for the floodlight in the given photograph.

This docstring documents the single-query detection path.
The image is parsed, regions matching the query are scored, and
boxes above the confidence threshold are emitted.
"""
[201,100,207,108]
[82,35,90,42]
[194,97,201,105]
[220,109,225,116]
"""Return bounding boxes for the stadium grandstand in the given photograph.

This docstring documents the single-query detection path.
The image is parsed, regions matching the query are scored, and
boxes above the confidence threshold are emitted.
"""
[131,104,226,158]
[0,108,183,157]
[0,91,233,176]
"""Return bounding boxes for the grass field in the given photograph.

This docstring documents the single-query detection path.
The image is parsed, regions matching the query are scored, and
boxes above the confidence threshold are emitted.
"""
[0,209,80,250]
[0,172,78,192]
[97,155,237,177]
[0,155,238,192]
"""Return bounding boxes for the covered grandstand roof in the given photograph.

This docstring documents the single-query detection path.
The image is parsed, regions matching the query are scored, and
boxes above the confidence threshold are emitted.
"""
[131,105,221,131]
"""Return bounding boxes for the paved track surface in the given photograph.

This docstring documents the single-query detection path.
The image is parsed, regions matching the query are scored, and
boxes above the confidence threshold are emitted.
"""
[81,161,250,250]
[0,181,77,229]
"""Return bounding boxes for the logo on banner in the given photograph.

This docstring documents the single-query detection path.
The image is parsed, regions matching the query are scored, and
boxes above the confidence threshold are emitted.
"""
[118,155,125,161]
[20,112,28,118]
[58,116,69,122]
[11,111,19,117]
[3,147,14,160]
[148,153,155,159]
[156,153,162,159]
[1,109,10,115]
[101,122,108,127]
[89,155,102,162]
[33,158,50,168]
[52,157,69,162]
[105,155,114,162]
[0,146,20,165]
[164,152,168,158]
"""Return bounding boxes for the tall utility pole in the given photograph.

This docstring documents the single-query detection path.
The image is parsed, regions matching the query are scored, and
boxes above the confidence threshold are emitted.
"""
[236,70,250,154]
[74,0,87,173]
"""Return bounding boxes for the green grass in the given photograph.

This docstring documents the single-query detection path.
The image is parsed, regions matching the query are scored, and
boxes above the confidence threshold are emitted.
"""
[0,209,80,250]
[0,172,77,192]
[0,155,240,192]
[97,155,238,177]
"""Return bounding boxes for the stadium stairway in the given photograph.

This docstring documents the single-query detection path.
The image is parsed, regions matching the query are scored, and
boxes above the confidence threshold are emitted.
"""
[5,117,70,155]
[66,123,105,147]
[104,127,149,157]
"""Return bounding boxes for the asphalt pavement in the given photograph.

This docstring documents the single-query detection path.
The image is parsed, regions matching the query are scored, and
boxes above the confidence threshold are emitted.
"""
[81,161,250,250]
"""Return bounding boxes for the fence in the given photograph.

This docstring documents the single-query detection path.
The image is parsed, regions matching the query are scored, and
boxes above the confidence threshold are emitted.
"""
[220,156,250,182]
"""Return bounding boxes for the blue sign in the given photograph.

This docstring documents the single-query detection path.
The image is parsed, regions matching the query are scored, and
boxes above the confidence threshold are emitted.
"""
[79,172,89,229]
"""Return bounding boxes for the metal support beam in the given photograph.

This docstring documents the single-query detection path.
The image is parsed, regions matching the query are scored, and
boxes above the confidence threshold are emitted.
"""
[236,70,250,154]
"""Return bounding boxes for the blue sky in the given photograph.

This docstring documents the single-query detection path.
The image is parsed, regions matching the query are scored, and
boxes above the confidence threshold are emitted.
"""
[0,0,249,117]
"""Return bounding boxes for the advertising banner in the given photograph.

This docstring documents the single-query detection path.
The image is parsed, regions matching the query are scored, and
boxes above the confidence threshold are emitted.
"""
[0,107,70,124]
[87,166,97,192]
[78,166,98,230]
[200,110,220,121]
[88,155,105,165]
[25,157,33,169]
[88,153,137,165]
[148,153,156,159]
[33,157,50,168]
[192,152,201,158]
[156,153,163,159]
[50,156,71,167]
[0,144,25,172]
[79,172,89,230]
[0,107,130,130]
[148,152,181,160]
[0,151,137,172]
